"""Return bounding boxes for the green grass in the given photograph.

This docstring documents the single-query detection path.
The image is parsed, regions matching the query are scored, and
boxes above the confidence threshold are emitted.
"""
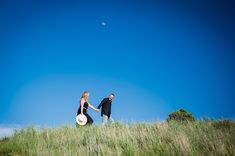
[0,120,235,156]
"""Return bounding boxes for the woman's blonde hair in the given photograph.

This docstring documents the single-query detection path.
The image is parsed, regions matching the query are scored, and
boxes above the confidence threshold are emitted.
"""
[81,91,89,100]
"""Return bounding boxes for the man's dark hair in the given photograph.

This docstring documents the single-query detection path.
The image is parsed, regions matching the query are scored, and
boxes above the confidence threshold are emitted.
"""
[110,93,115,96]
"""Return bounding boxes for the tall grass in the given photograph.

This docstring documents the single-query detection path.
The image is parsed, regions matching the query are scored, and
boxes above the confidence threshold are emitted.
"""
[0,120,234,155]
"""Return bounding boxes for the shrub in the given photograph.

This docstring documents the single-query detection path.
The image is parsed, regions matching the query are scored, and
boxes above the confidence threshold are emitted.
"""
[167,109,195,122]
[212,119,232,129]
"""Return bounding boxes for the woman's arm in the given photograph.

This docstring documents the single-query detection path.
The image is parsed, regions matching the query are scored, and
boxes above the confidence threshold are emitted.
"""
[80,98,85,115]
[88,103,99,112]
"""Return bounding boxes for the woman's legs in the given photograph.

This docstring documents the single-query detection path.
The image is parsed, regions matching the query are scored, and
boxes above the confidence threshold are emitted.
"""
[85,114,93,125]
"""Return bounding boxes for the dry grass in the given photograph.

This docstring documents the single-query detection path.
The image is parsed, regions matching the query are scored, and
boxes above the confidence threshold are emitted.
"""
[0,120,234,156]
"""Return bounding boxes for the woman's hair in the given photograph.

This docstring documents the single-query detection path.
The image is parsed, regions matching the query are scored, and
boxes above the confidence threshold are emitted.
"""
[81,91,89,100]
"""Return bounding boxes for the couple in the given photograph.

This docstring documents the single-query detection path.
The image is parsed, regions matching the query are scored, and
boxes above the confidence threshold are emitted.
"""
[76,91,115,126]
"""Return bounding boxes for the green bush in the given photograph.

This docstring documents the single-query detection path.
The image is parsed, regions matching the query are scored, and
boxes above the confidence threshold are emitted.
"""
[167,109,195,122]
[212,119,232,129]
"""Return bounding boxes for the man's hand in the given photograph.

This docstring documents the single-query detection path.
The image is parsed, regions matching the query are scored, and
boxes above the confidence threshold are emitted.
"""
[95,109,100,112]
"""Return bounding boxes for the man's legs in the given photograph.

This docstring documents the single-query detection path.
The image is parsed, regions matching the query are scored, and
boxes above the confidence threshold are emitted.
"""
[108,116,114,124]
[102,115,114,125]
[102,115,108,125]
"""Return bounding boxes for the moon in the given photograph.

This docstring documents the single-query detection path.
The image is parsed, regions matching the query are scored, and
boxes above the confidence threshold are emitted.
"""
[101,22,106,26]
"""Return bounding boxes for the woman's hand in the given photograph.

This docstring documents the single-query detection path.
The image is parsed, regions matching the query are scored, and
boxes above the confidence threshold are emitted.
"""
[88,103,99,112]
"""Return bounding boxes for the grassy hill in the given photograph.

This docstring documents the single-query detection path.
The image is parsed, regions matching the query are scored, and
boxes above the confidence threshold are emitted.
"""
[0,120,234,156]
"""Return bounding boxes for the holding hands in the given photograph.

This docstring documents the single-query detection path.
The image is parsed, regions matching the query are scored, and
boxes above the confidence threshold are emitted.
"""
[88,103,99,112]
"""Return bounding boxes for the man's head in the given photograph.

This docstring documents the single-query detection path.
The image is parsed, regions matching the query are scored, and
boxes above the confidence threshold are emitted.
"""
[108,93,115,100]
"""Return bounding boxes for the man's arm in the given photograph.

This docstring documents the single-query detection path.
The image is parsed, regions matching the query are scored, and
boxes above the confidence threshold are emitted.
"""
[97,98,105,109]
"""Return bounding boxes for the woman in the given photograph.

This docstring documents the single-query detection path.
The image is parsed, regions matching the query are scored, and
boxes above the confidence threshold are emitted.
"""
[77,91,99,125]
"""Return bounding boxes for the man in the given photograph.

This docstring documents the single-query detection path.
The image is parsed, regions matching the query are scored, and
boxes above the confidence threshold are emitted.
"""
[97,93,115,125]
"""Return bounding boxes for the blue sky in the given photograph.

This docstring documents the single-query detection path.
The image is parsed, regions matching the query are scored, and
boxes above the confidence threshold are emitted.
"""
[0,0,235,126]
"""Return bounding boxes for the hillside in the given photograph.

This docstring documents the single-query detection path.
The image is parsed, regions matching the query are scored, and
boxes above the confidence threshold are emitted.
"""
[0,120,235,155]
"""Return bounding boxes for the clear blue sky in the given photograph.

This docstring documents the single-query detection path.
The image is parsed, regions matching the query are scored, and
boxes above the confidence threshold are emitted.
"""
[1,0,235,126]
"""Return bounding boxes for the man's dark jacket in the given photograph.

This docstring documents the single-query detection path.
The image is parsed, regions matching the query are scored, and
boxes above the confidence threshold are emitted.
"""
[97,98,112,118]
